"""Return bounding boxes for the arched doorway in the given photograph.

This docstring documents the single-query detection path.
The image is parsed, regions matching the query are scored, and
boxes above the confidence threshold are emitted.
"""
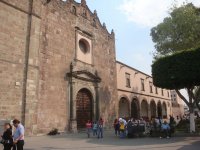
[162,102,167,119]
[150,100,156,118]
[157,101,162,118]
[131,98,139,119]
[76,88,93,129]
[119,97,130,118]
[141,100,148,120]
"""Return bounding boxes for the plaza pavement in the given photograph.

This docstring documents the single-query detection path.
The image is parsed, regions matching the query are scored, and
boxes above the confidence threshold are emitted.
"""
[1,131,200,150]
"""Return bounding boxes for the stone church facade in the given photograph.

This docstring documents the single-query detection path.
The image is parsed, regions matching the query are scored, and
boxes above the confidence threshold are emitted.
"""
[0,0,117,135]
[0,0,180,136]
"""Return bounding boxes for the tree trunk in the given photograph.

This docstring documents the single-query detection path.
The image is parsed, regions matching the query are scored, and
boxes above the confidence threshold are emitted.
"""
[189,106,195,133]
[176,89,196,133]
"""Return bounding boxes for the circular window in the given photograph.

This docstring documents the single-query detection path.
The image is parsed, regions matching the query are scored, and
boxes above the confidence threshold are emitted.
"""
[79,39,90,54]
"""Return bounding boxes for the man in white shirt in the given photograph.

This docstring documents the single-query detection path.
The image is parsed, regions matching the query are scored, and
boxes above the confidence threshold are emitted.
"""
[12,119,25,150]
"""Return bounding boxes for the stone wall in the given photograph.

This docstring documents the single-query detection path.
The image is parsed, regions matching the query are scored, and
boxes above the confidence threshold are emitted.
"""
[0,0,28,123]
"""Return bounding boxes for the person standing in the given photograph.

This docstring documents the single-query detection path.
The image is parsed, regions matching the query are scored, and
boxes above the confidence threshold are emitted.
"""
[86,120,92,138]
[160,121,171,139]
[92,121,98,136]
[12,119,25,150]
[119,119,125,138]
[113,119,120,136]
[97,118,104,139]
[1,123,13,150]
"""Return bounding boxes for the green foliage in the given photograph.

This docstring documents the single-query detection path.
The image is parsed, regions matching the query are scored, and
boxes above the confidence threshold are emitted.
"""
[151,3,200,58]
[194,86,200,109]
[176,119,190,132]
[176,119,200,133]
[152,48,200,89]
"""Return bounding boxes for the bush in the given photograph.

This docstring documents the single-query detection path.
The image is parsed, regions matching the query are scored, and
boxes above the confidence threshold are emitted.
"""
[195,118,200,132]
[152,48,200,89]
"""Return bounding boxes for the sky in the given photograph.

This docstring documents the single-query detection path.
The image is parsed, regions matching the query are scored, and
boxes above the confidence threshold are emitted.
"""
[73,0,200,75]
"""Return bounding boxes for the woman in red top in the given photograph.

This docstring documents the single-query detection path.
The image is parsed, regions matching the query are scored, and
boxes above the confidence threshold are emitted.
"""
[86,120,92,138]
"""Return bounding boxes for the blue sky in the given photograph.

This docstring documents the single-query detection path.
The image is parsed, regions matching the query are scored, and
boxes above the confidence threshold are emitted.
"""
[74,0,200,75]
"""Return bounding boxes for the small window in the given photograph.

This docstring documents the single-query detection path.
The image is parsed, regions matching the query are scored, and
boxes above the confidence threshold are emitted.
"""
[141,79,145,91]
[149,82,153,93]
[79,39,90,54]
[125,73,131,88]
[161,89,164,96]
[155,87,158,94]
[167,91,169,97]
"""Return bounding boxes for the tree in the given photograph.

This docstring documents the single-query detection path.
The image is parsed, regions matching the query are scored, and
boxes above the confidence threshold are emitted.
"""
[150,3,200,132]
[151,3,200,58]
[152,49,200,132]
[194,86,200,110]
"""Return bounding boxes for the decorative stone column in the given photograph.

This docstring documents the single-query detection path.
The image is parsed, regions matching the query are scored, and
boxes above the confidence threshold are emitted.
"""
[67,63,77,133]
[148,103,151,120]
[95,84,99,121]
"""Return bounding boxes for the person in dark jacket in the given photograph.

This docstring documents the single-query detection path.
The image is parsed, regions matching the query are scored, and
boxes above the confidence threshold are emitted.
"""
[1,123,13,150]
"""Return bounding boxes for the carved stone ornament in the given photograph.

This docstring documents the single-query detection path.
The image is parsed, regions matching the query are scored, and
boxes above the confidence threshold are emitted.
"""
[67,70,101,83]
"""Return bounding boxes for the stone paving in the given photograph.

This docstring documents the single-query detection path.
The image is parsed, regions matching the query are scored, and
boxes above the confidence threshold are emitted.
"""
[1,131,200,150]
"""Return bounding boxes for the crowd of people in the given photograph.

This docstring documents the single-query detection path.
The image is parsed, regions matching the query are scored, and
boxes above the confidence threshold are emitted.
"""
[0,119,25,150]
[113,115,176,139]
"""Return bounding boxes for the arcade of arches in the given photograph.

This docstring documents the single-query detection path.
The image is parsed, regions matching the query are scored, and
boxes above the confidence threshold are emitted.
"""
[118,97,169,120]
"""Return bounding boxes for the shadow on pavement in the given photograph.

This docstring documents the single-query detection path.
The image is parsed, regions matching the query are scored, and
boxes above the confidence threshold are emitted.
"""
[177,140,200,150]
[47,131,193,147]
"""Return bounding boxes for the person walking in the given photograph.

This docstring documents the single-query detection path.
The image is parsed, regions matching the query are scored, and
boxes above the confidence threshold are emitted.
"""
[12,119,25,150]
[97,118,104,139]
[86,120,92,138]
[1,123,13,150]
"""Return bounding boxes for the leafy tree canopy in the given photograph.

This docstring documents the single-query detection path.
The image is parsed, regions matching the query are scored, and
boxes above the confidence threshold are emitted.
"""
[151,3,200,58]
[152,48,200,89]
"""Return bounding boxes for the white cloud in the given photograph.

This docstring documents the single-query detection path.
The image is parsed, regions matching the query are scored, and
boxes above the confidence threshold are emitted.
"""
[119,0,200,28]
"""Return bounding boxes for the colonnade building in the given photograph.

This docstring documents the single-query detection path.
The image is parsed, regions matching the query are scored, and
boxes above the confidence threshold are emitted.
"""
[116,61,172,120]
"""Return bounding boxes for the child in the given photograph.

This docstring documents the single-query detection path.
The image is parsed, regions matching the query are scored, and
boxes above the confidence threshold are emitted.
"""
[92,121,98,136]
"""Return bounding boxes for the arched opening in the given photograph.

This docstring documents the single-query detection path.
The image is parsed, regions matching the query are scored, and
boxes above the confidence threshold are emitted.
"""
[150,100,157,119]
[76,88,93,129]
[157,101,162,118]
[119,97,130,118]
[162,102,167,119]
[131,98,139,119]
[141,100,148,120]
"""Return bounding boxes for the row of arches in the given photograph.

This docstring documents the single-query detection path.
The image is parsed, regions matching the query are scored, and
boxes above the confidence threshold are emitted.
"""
[119,97,168,120]
[74,88,169,129]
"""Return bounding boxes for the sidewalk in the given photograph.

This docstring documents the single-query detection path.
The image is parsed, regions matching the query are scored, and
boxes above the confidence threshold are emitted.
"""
[18,131,200,150]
